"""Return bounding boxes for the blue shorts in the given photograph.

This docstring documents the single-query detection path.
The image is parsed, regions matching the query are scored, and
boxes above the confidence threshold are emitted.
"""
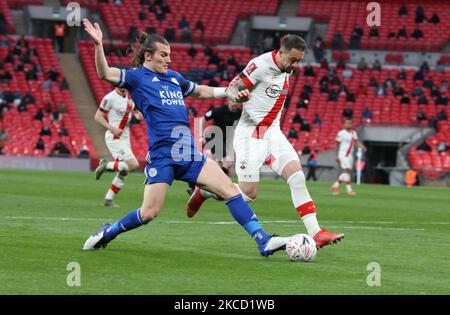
[144,149,207,186]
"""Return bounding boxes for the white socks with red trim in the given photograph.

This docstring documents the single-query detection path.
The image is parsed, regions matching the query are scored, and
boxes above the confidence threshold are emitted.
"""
[332,173,346,188]
[105,174,126,200]
[333,173,352,192]
[106,161,129,172]
[344,173,353,192]
[287,171,321,237]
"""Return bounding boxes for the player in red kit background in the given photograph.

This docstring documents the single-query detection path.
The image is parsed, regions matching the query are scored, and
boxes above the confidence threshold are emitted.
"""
[332,118,367,195]
[94,87,142,207]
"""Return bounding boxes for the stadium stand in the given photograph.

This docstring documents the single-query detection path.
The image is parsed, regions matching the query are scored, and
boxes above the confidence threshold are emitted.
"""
[439,54,450,66]
[283,65,449,146]
[0,36,97,158]
[0,0,15,34]
[297,0,450,52]
[6,0,42,9]
[83,0,279,43]
[408,126,450,179]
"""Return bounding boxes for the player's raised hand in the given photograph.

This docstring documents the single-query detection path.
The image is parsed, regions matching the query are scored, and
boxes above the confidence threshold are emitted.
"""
[82,18,103,46]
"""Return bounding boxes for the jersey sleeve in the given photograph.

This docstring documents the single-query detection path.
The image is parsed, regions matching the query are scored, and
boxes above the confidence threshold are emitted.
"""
[353,131,358,140]
[336,131,343,143]
[117,68,139,89]
[99,95,112,113]
[239,58,265,89]
[174,71,197,97]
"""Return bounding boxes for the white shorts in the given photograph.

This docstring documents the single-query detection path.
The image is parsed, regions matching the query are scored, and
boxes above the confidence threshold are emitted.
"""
[105,133,135,162]
[234,126,299,182]
[339,156,353,170]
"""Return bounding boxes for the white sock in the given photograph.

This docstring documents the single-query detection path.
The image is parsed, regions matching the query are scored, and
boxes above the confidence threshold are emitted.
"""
[344,174,353,192]
[105,173,126,200]
[106,161,129,172]
[333,173,346,188]
[287,171,321,236]
[105,189,115,201]
[287,171,312,205]
[302,213,321,237]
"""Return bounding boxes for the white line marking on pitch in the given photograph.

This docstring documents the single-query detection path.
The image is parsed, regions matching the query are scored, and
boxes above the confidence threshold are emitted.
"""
[2,216,428,231]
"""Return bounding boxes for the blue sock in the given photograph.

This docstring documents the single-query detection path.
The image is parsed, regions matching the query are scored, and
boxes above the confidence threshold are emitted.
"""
[104,209,145,241]
[225,195,270,246]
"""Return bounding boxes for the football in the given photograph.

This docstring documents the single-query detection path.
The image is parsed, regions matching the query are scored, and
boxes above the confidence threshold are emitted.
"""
[286,234,317,262]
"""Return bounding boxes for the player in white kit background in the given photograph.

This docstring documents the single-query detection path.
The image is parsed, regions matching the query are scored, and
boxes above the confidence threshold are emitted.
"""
[332,118,367,195]
[187,35,344,248]
[94,87,142,207]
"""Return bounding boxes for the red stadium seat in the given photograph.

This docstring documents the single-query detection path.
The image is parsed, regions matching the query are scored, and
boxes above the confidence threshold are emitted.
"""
[297,0,450,52]
[1,36,97,159]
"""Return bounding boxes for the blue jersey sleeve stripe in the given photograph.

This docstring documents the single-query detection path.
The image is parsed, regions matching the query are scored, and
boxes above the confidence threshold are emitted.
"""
[184,82,196,97]
[118,69,125,87]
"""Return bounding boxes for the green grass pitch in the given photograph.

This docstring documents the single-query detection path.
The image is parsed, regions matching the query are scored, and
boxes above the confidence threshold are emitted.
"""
[1,169,449,294]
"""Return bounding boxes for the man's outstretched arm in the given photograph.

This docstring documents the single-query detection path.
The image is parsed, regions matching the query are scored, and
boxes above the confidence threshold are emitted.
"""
[82,19,121,85]
[190,84,251,103]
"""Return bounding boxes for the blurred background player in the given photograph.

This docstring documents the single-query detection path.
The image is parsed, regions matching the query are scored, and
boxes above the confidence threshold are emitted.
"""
[187,35,344,249]
[332,118,367,195]
[94,87,142,207]
[186,101,242,195]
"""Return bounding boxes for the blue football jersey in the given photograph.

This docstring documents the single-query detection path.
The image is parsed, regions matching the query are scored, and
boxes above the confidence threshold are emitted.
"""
[117,67,197,159]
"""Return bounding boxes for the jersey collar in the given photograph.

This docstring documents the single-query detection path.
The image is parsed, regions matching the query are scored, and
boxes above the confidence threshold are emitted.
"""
[271,50,282,71]
[114,89,127,98]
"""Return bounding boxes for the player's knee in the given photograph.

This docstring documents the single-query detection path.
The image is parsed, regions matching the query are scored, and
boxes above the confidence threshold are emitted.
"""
[240,185,258,200]
[281,160,302,179]
[139,206,159,222]
[127,159,139,171]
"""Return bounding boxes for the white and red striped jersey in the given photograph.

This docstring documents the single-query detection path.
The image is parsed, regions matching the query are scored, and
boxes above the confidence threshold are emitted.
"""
[99,89,135,139]
[336,129,358,157]
[238,51,290,138]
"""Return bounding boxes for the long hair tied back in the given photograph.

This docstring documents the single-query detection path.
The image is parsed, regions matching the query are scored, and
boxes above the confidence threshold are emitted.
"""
[130,32,169,67]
